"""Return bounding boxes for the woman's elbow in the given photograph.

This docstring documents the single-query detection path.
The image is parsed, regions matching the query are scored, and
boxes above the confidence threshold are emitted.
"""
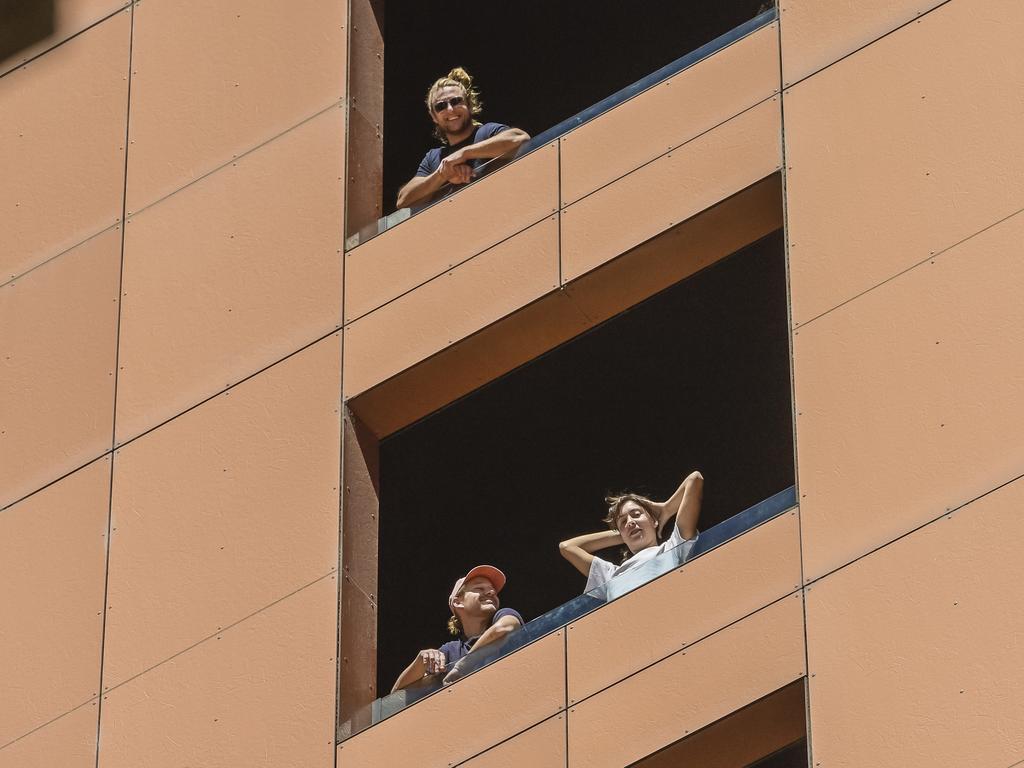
[687,470,704,486]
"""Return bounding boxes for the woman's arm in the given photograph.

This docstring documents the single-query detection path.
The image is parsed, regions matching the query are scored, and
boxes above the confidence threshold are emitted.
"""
[558,530,623,577]
[674,471,703,540]
[650,471,703,538]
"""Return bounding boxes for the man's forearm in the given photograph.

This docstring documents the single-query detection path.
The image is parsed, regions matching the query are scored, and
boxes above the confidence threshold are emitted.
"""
[396,170,447,209]
[391,657,426,693]
[469,616,521,653]
[459,129,530,161]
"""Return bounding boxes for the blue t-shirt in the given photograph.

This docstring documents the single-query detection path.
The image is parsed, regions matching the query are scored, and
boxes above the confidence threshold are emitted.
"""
[438,607,524,665]
[415,122,512,179]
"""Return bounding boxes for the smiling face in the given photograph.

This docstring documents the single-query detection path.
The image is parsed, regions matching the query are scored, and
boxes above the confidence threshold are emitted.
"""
[452,576,499,620]
[429,85,472,143]
[614,500,659,554]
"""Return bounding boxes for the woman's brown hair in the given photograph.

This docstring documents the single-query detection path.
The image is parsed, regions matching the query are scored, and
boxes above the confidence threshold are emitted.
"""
[603,493,660,563]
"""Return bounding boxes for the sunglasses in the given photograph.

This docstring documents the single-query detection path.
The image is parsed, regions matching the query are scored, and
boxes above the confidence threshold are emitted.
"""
[433,95,466,113]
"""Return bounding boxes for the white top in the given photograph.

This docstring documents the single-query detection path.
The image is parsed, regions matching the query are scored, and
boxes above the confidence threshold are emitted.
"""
[585,525,699,601]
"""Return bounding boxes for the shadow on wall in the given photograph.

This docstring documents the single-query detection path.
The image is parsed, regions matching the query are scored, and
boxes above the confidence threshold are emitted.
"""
[0,1,55,64]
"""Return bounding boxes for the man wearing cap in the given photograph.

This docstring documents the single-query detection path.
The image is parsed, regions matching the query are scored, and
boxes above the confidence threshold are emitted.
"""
[390,565,524,692]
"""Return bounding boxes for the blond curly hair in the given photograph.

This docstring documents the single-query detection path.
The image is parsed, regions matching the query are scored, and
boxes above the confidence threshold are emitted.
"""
[425,66,483,143]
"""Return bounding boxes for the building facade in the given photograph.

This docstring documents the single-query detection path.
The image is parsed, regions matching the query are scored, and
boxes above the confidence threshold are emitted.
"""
[2,0,1022,766]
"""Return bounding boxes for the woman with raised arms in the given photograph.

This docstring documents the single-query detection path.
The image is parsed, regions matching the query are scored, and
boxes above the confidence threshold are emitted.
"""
[559,471,703,598]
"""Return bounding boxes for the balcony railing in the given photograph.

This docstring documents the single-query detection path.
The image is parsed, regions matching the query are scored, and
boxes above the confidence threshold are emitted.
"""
[337,484,797,744]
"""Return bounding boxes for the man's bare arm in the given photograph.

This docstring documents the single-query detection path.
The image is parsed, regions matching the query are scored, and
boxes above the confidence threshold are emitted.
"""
[398,129,530,210]
[391,648,445,693]
[442,128,530,169]
[441,615,522,685]
[396,168,452,210]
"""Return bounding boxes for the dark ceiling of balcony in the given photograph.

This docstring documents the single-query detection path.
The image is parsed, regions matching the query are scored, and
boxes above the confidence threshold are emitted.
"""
[382,0,769,210]
[377,229,793,693]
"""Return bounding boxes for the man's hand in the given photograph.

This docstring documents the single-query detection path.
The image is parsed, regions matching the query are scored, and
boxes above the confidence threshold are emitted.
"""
[417,649,446,676]
[438,151,473,185]
[442,656,467,686]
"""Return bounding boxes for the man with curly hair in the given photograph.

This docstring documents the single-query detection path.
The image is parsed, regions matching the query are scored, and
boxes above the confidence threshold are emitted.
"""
[396,67,530,209]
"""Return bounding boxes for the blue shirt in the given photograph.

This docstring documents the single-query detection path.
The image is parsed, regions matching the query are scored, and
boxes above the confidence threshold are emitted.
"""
[438,607,524,665]
[415,122,512,179]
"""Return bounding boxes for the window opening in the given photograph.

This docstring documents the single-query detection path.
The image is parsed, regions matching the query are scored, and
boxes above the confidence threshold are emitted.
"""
[345,0,775,240]
[375,230,793,695]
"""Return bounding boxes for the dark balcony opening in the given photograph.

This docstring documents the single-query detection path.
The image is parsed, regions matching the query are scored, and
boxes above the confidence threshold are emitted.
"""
[375,228,793,694]
[748,741,810,768]
[0,1,54,68]
[632,681,808,768]
[375,0,770,217]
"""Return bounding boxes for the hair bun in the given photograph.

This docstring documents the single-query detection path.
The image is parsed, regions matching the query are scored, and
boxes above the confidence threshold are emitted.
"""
[446,67,474,89]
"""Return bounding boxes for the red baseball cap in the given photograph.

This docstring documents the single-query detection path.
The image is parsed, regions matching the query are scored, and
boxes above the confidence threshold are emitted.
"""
[448,565,506,612]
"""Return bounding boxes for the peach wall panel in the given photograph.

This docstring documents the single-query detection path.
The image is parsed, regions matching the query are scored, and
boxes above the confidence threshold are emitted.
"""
[115,107,344,444]
[339,413,380,714]
[349,287,592,437]
[779,0,946,86]
[0,0,129,76]
[794,210,1024,582]
[561,98,781,283]
[560,23,779,206]
[337,631,566,768]
[784,0,1024,325]
[339,579,378,721]
[565,175,783,326]
[0,9,128,282]
[0,705,98,768]
[567,510,801,704]
[567,594,805,768]
[0,228,120,507]
[343,216,558,398]
[0,459,108,746]
[126,0,347,211]
[98,577,337,768]
[461,715,566,768]
[806,476,1024,768]
[638,682,805,768]
[102,334,341,688]
[344,143,559,322]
